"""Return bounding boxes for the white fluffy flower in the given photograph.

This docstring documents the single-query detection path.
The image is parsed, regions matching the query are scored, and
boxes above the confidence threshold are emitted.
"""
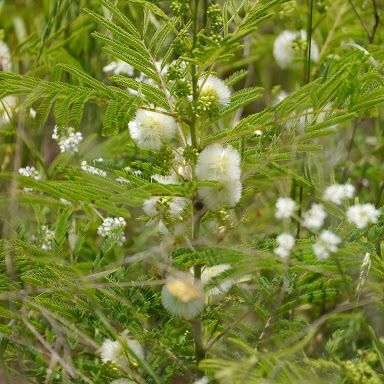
[111,380,135,384]
[52,126,83,154]
[198,179,242,211]
[196,144,242,211]
[40,225,55,251]
[161,272,205,320]
[142,196,187,219]
[303,203,327,230]
[0,41,11,72]
[196,144,241,183]
[128,109,177,151]
[199,75,231,106]
[273,30,319,69]
[323,183,355,205]
[97,217,127,245]
[103,60,134,76]
[100,334,144,368]
[275,197,297,219]
[274,232,295,258]
[0,96,17,125]
[81,161,107,177]
[346,204,380,229]
[313,230,341,260]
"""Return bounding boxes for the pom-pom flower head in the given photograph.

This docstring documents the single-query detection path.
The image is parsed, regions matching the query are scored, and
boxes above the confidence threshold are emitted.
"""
[196,144,242,211]
[198,179,242,211]
[275,197,297,219]
[199,75,231,107]
[161,272,205,320]
[128,109,177,151]
[274,232,295,259]
[196,144,241,182]
[100,333,144,369]
[302,203,327,230]
[313,230,341,260]
[323,183,355,205]
[346,204,380,229]
[273,30,319,69]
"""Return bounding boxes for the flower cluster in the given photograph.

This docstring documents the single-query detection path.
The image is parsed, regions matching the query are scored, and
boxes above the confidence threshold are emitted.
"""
[52,126,83,154]
[273,30,319,69]
[323,183,355,205]
[313,230,341,260]
[274,232,295,258]
[18,165,41,191]
[97,217,127,245]
[275,197,297,219]
[302,203,327,230]
[196,76,231,114]
[347,204,380,229]
[128,109,177,151]
[81,161,107,177]
[161,273,205,320]
[196,144,242,211]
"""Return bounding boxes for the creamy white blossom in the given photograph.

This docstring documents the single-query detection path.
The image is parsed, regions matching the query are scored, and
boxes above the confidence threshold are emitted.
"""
[100,333,144,368]
[161,272,205,320]
[274,232,295,258]
[52,126,83,153]
[196,144,242,211]
[275,197,297,219]
[196,144,241,182]
[273,30,319,69]
[81,161,107,177]
[0,41,11,72]
[303,203,327,230]
[97,217,127,245]
[313,230,341,260]
[103,60,135,76]
[128,109,177,151]
[323,183,355,205]
[346,204,380,229]
[198,179,242,211]
[199,75,231,106]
